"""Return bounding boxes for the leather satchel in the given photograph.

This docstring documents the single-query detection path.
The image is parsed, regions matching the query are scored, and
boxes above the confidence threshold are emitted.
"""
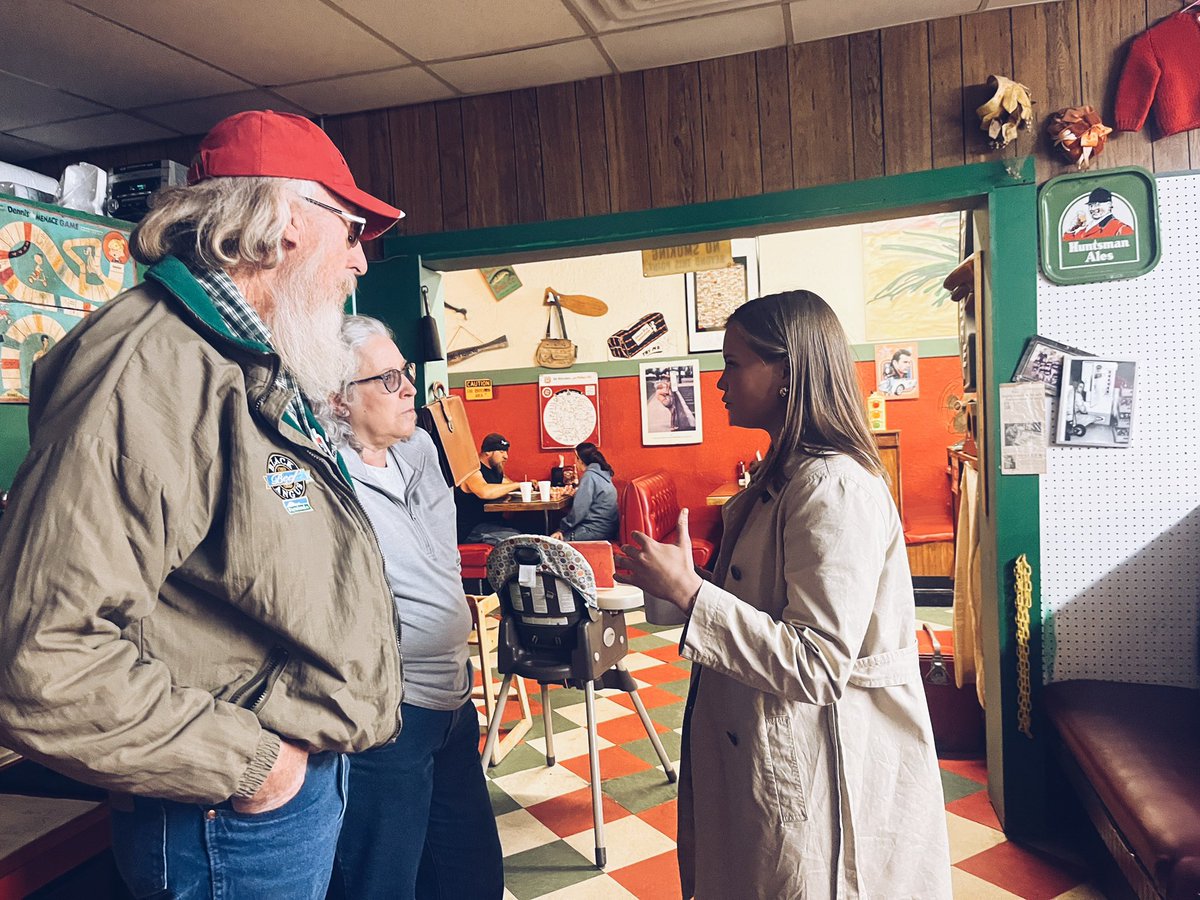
[416,382,481,488]
[917,623,984,756]
[535,302,576,368]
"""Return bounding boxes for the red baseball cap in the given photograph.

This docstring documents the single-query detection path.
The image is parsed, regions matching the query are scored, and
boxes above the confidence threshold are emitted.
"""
[187,110,404,240]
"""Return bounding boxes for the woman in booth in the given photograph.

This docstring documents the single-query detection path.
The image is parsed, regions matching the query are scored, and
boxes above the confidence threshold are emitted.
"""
[614,290,951,898]
[551,442,618,542]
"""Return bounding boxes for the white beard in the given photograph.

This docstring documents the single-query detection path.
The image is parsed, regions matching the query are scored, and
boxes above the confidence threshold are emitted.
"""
[265,253,355,403]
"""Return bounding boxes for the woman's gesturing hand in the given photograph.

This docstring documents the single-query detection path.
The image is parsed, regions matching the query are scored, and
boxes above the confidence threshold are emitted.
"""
[614,509,703,614]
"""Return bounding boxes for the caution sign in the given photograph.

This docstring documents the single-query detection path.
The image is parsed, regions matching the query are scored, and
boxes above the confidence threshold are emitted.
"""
[464,378,493,401]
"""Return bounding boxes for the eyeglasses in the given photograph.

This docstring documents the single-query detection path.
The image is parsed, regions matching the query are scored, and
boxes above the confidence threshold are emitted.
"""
[305,197,367,247]
[349,362,416,394]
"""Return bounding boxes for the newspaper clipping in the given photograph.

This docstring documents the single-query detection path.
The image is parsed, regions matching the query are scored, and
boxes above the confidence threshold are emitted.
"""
[999,382,1048,474]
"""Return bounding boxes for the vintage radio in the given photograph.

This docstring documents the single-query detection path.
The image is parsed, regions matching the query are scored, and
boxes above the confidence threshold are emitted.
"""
[106,160,187,222]
[607,312,667,359]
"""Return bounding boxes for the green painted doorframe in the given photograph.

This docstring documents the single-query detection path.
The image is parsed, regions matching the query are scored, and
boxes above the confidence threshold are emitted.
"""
[383,158,1045,838]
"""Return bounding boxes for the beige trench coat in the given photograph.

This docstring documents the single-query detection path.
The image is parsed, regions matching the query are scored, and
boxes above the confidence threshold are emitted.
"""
[677,452,952,899]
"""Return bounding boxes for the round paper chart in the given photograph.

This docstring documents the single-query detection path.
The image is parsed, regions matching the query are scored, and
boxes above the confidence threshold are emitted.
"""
[542,388,597,447]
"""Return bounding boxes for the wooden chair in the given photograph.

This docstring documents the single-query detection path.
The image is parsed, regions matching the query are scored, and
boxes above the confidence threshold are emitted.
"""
[464,592,532,765]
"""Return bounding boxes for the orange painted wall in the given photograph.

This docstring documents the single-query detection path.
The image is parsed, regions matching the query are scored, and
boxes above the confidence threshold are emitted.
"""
[452,356,963,539]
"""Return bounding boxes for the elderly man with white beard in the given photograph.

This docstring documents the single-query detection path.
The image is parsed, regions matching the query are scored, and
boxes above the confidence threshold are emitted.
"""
[0,110,404,899]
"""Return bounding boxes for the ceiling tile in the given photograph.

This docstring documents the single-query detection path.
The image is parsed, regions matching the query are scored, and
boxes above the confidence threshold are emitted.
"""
[10,114,178,152]
[71,0,404,84]
[275,68,456,116]
[788,0,976,41]
[5,0,246,107]
[575,0,781,30]
[0,132,59,164]
[600,6,786,71]
[337,0,587,60]
[136,91,311,134]
[432,40,611,95]
[0,71,106,132]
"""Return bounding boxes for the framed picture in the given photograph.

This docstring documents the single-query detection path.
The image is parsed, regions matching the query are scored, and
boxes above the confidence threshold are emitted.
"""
[874,343,920,399]
[1054,356,1136,447]
[1013,335,1092,396]
[640,360,703,446]
[684,238,758,352]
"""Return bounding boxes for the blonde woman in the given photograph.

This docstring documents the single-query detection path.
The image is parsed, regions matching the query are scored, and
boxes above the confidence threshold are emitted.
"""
[616,290,951,899]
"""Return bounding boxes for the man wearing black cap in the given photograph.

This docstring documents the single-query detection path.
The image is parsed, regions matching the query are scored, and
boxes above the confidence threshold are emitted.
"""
[0,110,404,898]
[456,432,521,545]
[1063,187,1134,240]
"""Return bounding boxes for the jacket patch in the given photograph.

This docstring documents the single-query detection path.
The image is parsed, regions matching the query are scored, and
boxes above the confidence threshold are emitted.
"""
[265,453,313,514]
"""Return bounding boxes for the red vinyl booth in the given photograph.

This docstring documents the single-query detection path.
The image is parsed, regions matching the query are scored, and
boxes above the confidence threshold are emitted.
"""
[619,470,717,569]
[459,543,493,593]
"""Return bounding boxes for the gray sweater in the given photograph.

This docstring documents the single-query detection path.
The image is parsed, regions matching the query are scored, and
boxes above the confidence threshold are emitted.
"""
[559,463,619,542]
[344,429,470,711]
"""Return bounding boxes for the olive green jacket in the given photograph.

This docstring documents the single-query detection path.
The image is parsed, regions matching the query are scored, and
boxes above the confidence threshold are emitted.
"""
[0,257,402,804]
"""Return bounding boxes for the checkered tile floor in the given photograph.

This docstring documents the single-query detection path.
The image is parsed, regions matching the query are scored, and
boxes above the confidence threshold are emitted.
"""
[476,609,1104,899]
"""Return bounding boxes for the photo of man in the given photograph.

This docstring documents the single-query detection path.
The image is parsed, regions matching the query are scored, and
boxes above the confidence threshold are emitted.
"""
[1062,187,1134,241]
[875,344,919,398]
[646,374,696,432]
[640,361,703,445]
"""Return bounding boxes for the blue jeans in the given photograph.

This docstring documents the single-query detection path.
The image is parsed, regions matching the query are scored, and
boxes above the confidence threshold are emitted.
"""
[332,699,504,900]
[110,751,347,899]
[464,521,520,546]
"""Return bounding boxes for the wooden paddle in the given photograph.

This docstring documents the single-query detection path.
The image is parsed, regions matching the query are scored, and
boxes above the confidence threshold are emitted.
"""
[544,287,608,317]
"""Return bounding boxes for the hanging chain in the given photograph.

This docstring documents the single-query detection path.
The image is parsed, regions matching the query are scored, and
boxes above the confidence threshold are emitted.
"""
[1013,554,1033,738]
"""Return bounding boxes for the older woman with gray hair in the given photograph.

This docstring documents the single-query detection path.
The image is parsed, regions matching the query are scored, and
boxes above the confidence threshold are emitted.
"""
[323,315,503,900]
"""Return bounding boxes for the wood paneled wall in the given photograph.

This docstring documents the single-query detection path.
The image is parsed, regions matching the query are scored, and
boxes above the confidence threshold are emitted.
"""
[30,0,1200,248]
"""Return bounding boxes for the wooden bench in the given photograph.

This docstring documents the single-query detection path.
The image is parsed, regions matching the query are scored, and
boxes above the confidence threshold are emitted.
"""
[904,510,955,579]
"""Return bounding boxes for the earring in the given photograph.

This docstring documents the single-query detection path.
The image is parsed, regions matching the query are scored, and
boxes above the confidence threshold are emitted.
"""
[778,387,789,398]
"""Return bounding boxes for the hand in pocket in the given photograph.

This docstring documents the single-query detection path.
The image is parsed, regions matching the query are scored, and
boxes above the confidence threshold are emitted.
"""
[232,739,308,814]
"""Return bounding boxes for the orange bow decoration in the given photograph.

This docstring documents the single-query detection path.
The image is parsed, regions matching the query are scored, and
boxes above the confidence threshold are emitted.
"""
[1047,106,1112,170]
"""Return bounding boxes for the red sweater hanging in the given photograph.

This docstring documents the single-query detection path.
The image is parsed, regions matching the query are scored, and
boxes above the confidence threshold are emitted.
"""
[1115,11,1200,137]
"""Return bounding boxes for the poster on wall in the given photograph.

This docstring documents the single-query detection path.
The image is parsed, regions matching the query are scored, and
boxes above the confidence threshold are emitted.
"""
[640,360,703,446]
[1039,166,1160,285]
[862,213,959,342]
[875,343,920,398]
[684,238,758,352]
[538,371,600,450]
[0,197,139,403]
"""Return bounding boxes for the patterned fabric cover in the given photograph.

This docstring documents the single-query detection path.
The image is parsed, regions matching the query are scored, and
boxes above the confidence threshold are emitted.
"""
[486,534,597,608]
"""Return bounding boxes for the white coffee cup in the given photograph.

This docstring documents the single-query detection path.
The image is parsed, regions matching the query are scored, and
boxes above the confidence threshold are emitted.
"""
[519,481,533,502]
[538,480,552,502]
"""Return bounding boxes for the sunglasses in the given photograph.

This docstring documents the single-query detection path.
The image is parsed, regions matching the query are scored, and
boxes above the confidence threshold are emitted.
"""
[350,362,416,394]
[305,196,367,247]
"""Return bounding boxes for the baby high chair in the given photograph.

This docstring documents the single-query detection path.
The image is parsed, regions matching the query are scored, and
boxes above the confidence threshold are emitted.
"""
[481,535,676,868]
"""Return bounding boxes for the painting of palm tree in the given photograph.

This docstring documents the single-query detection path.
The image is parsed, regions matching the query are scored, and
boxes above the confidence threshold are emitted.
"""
[862,213,960,341]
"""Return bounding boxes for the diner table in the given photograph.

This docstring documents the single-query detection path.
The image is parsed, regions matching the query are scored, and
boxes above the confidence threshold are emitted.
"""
[705,481,742,506]
[483,492,572,534]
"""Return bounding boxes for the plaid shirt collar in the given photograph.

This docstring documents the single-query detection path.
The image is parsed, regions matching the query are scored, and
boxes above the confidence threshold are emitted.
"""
[188,265,332,457]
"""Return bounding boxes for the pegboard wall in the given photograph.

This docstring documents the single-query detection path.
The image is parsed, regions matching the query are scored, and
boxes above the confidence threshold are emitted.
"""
[1039,173,1200,688]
